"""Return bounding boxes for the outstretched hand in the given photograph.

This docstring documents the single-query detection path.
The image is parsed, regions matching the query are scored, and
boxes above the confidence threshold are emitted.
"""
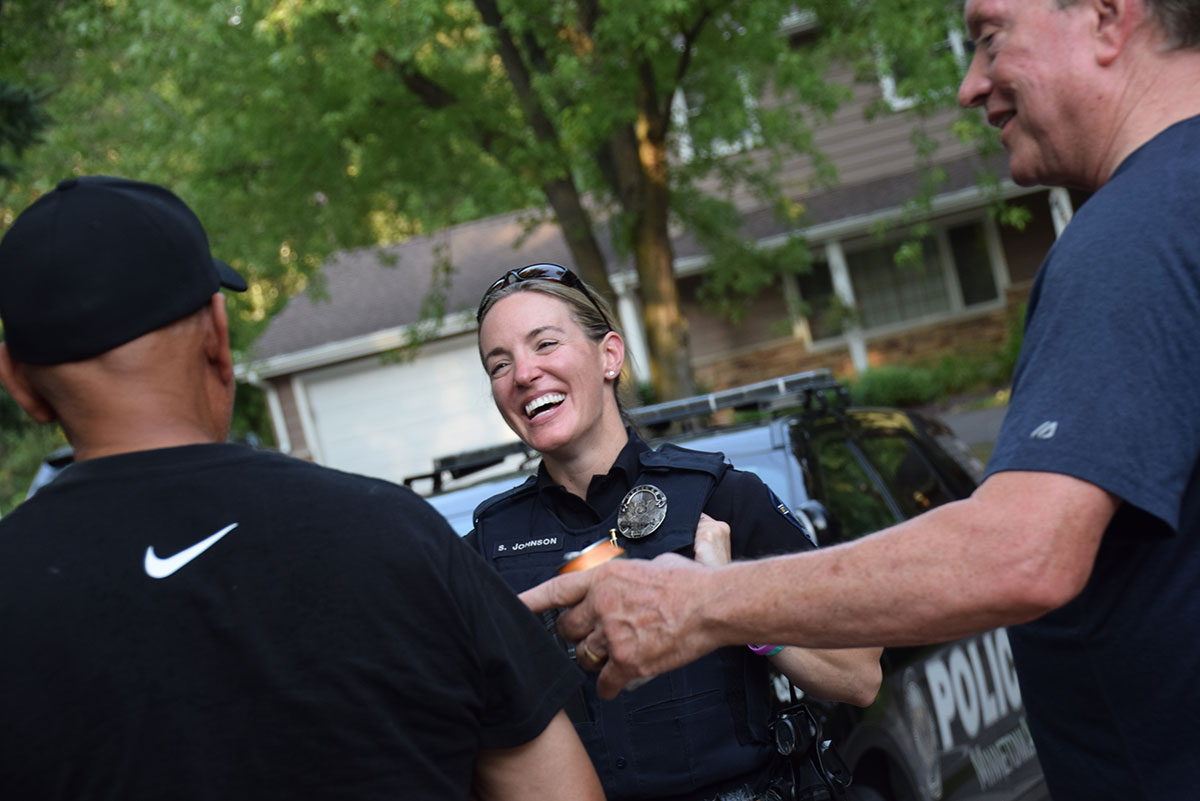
[519,553,722,699]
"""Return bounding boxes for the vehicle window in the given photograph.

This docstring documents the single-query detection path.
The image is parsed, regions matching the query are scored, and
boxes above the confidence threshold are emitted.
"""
[812,439,898,540]
[858,435,954,517]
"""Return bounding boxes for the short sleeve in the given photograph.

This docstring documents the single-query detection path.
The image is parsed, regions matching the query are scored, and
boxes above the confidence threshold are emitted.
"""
[444,536,582,749]
[705,468,817,560]
[986,164,1200,532]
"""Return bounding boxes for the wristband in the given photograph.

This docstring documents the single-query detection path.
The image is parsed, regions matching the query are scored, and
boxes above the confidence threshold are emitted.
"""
[748,644,784,657]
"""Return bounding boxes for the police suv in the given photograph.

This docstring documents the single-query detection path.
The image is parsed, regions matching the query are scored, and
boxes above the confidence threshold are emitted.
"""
[413,370,1048,801]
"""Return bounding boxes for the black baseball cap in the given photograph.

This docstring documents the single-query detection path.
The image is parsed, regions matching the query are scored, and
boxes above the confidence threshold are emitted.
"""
[0,175,247,365]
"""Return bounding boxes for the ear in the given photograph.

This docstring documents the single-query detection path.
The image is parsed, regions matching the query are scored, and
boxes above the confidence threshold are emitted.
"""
[202,293,235,386]
[600,330,626,378]
[0,344,59,424]
[1092,0,1137,66]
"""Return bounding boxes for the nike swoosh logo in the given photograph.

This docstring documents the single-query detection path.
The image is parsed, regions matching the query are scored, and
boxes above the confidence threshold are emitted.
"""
[144,523,239,579]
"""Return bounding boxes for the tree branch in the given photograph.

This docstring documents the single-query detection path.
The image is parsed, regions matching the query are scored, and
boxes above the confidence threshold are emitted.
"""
[470,0,614,300]
[472,0,561,146]
[372,49,458,109]
[668,3,723,122]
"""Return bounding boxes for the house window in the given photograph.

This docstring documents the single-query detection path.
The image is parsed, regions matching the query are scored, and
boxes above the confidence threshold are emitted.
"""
[802,218,1002,342]
[947,221,998,307]
[795,261,844,340]
[782,9,819,49]
[877,26,967,112]
[670,78,761,162]
[846,238,950,329]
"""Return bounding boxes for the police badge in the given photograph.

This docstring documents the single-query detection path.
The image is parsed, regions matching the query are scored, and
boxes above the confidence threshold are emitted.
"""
[617,484,668,539]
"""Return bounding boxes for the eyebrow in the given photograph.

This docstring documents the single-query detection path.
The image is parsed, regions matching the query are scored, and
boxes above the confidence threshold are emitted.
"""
[482,325,566,363]
[964,2,998,37]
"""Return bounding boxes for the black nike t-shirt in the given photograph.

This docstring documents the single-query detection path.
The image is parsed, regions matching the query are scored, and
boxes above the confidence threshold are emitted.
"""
[0,443,580,800]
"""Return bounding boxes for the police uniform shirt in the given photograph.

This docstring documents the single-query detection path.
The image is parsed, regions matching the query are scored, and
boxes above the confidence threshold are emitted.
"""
[533,429,816,559]
[467,429,816,800]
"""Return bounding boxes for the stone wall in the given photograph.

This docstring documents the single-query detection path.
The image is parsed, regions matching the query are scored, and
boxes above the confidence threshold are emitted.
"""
[693,339,855,392]
[693,285,1032,392]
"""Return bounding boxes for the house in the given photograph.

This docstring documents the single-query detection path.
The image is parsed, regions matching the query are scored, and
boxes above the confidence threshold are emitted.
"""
[239,34,1088,492]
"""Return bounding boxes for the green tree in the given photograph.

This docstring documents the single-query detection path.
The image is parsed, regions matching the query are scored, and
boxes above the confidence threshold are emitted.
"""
[1,1,63,511]
[0,391,65,515]
[2,0,999,509]
[0,0,54,186]
[2,0,983,400]
[0,80,51,183]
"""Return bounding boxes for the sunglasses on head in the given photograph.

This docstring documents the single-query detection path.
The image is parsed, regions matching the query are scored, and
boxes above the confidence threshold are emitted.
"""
[476,263,610,328]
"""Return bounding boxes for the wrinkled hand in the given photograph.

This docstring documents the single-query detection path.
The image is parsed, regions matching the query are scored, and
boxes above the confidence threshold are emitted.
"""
[692,513,731,567]
[519,554,720,699]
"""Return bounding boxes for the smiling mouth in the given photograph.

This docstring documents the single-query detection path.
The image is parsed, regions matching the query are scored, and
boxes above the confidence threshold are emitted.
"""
[525,393,565,419]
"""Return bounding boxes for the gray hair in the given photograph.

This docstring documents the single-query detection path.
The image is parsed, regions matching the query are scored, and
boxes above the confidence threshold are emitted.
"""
[1057,0,1200,49]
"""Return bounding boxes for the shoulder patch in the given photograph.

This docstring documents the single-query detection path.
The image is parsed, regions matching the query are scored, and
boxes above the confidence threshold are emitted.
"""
[770,490,817,547]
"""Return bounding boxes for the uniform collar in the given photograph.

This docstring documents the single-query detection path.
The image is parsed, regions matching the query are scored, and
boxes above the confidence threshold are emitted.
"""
[534,427,650,525]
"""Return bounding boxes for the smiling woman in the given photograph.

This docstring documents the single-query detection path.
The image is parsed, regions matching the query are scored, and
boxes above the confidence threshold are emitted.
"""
[476,273,626,490]
[464,264,883,801]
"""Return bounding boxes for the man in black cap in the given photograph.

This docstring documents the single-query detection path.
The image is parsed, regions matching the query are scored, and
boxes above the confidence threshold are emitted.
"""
[0,176,602,801]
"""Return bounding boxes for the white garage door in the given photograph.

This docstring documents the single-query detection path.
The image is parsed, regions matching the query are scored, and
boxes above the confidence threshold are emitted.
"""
[300,334,519,487]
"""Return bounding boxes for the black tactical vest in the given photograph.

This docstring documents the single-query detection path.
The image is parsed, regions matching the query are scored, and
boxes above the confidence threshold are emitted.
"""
[472,444,774,800]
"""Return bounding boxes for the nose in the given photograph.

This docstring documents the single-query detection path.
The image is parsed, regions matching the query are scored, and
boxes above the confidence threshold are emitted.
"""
[957,51,990,109]
[512,353,542,386]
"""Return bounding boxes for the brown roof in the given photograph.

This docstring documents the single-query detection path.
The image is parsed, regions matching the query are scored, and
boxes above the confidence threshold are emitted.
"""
[250,208,626,360]
[251,152,1006,362]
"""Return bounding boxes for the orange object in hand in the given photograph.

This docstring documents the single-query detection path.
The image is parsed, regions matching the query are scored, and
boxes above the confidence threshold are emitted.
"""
[559,536,626,574]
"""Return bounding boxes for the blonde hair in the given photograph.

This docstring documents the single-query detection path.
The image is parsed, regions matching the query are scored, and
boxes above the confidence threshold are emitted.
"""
[477,277,632,413]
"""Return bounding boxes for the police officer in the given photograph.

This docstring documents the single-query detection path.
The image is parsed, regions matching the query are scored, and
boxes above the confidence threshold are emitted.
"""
[468,264,882,801]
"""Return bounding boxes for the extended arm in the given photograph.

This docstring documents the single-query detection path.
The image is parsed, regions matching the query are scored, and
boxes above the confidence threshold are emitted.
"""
[469,710,604,801]
[525,470,1116,698]
[714,470,1114,646]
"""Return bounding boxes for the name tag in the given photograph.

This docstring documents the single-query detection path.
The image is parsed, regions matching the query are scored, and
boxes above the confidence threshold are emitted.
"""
[492,535,564,559]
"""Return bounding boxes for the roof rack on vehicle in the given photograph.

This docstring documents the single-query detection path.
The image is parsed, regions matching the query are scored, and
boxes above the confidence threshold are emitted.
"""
[406,370,847,492]
[628,368,848,429]
[435,440,531,478]
[404,439,533,493]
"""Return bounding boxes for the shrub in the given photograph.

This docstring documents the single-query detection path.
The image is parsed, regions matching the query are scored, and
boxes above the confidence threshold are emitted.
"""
[1000,303,1027,377]
[848,365,942,407]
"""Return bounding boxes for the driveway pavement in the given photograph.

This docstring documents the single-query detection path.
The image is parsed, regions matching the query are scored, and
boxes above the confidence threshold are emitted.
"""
[927,402,1009,464]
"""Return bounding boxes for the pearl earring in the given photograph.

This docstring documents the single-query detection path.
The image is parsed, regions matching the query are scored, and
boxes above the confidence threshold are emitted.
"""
[606,370,615,378]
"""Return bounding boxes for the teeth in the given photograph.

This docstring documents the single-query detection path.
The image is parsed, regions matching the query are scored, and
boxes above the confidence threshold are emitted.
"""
[526,393,565,418]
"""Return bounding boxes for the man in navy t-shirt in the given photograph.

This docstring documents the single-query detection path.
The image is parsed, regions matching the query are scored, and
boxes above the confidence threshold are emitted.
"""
[980,115,1200,796]
[522,1,1200,798]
